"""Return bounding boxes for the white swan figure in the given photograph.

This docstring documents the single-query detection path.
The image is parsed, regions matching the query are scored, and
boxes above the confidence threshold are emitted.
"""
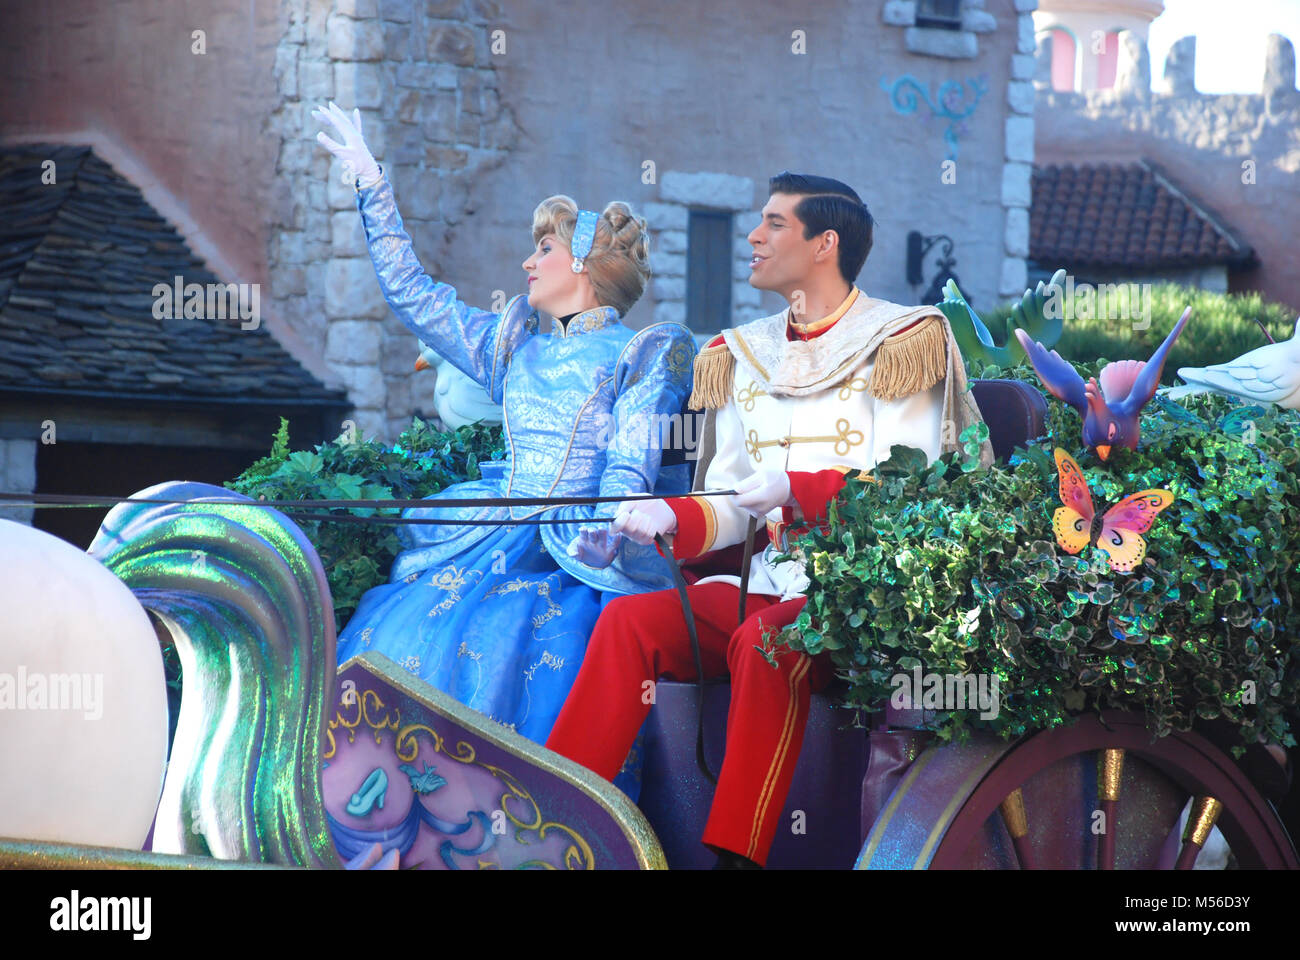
[1161,316,1300,411]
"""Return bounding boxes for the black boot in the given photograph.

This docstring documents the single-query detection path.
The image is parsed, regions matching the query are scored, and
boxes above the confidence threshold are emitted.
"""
[712,849,762,870]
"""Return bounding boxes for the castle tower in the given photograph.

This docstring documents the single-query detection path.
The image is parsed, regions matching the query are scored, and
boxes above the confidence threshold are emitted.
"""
[1034,0,1164,92]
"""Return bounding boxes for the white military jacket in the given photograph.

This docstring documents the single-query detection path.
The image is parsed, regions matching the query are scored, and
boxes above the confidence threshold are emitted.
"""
[682,286,993,600]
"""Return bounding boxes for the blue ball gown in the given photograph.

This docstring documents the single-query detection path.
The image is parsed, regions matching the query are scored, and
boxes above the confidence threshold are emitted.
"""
[335,173,696,796]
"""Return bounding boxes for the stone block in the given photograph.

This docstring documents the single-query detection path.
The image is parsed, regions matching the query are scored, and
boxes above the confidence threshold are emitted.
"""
[352,406,389,441]
[300,59,334,101]
[1007,79,1035,115]
[334,61,385,108]
[1017,13,1036,54]
[962,9,997,33]
[642,203,688,232]
[396,89,421,124]
[652,277,686,301]
[999,257,1027,298]
[659,171,755,211]
[336,0,379,17]
[656,228,688,254]
[327,14,386,60]
[419,93,458,142]
[1159,35,1197,96]
[274,45,299,98]
[405,171,443,220]
[1005,115,1035,163]
[905,27,977,59]
[426,0,464,17]
[380,0,413,22]
[325,258,387,319]
[6,439,35,491]
[395,62,438,89]
[649,250,684,277]
[654,301,686,326]
[1114,30,1151,97]
[1004,207,1029,257]
[274,266,308,297]
[331,210,368,255]
[882,1,915,26]
[1264,33,1296,98]
[1001,162,1032,207]
[326,319,382,365]
[427,25,477,66]
[1011,53,1036,81]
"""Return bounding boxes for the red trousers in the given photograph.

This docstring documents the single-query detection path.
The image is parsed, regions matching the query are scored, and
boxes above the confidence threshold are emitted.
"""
[546,581,833,866]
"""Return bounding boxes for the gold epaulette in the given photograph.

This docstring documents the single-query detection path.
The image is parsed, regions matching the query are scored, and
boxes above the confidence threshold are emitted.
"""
[687,340,734,410]
[867,314,948,402]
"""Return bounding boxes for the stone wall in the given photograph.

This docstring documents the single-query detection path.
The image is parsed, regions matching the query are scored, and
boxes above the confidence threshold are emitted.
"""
[4,0,1030,448]
[0,439,36,525]
[313,0,1029,439]
[1034,32,1300,312]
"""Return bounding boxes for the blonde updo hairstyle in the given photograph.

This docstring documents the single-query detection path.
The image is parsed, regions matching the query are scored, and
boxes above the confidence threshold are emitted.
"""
[531,195,651,317]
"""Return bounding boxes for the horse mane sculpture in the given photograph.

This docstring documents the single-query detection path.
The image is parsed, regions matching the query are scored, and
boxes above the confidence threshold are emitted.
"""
[87,480,340,867]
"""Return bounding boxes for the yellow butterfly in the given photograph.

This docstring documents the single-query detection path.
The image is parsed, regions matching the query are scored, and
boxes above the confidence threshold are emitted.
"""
[1052,448,1174,573]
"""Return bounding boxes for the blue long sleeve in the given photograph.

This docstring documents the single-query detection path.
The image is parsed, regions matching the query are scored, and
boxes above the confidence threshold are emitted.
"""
[355,173,532,401]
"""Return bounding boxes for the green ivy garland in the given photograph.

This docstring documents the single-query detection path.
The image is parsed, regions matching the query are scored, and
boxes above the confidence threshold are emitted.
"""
[777,361,1300,755]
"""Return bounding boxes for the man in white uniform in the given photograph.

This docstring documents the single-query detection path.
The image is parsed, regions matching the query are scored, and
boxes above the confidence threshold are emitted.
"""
[548,172,993,868]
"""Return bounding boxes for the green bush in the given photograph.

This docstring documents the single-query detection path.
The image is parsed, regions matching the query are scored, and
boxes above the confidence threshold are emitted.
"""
[978,283,1296,382]
[226,417,505,633]
[778,361,1300,754]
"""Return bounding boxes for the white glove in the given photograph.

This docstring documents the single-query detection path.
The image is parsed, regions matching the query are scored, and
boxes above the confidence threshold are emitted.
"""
[733,469,793,519]
[610,498,677,546]
[566,526,622,568]
[313,101,382,189]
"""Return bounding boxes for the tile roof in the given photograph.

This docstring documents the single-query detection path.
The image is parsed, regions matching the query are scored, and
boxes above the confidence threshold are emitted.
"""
[1030,159,1255,271]
[0,143,347,407]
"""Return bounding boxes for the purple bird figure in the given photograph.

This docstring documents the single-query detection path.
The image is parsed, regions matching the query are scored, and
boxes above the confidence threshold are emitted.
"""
[1014,306,1192,461]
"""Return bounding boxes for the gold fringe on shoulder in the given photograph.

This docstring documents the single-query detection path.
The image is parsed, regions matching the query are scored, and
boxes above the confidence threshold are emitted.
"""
[866,314,949,402]
[687,342,735,410]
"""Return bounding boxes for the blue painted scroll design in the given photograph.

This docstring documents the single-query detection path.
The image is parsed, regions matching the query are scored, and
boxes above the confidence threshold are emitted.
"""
[880,74,989,161]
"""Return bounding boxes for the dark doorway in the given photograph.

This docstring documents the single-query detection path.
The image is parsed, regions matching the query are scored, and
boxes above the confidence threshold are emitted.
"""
[33,442,266,550]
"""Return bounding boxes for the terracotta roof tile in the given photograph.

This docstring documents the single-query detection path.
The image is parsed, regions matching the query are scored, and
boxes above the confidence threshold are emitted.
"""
[1030,160,1254,270]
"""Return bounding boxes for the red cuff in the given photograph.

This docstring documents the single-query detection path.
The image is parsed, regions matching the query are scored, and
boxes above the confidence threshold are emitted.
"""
[786,469,852,525]
[659,496,715,560]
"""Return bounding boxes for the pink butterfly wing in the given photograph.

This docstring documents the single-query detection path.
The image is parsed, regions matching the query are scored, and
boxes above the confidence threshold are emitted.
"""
[1054,448,1095,522]
[1102,489,1175,535]
[1097,490,1174,572]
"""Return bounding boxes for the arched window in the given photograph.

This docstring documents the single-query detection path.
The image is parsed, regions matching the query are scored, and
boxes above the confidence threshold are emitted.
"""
[1095,30,1121,88]
[1050,27,1078,92]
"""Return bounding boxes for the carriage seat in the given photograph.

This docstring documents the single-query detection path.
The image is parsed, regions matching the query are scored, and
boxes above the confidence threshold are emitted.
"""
[637,379,1048,868]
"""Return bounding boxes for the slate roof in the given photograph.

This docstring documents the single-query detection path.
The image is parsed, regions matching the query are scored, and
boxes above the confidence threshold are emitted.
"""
[0,143,347,407]
[1030,159,1256,271]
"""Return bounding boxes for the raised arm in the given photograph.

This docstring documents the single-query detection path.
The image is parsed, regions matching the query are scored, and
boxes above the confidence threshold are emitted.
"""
[315,101,530,397]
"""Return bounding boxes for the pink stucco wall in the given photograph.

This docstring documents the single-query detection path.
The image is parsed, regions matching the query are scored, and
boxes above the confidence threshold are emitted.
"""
[0,0,336,380]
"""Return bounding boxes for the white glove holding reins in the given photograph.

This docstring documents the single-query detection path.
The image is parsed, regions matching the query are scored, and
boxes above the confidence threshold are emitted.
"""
[732,469,793,519]
[610,499,678,546]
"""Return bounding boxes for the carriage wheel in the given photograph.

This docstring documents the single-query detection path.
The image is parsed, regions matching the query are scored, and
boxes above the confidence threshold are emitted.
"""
[856,710,1297,869]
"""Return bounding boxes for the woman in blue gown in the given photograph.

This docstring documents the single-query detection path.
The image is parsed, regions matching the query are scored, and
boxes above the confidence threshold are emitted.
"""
[315,103,695,762]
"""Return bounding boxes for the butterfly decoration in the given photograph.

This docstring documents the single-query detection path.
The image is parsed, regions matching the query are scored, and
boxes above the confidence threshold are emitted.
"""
[1052,448,1174,572]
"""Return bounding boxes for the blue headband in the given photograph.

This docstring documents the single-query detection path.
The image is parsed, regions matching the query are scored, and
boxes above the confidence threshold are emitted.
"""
[570,209,598,273]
